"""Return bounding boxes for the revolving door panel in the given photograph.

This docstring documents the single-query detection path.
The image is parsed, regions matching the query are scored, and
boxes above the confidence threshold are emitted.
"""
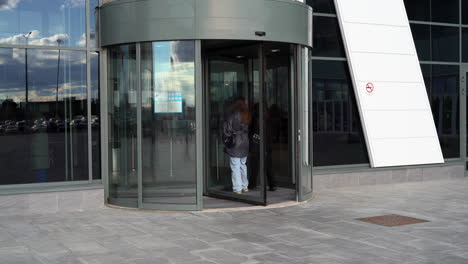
[205,42,266,205]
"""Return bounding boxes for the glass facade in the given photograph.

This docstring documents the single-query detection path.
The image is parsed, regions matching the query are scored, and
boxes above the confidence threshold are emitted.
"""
[0,0,467,201]
[0,0,86,47]
[0,0,101,187]
[307,2,369,167]
[310,0,465,167]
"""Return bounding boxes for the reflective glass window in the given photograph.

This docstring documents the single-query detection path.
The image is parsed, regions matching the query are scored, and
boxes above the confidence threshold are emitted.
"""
[410,24,431,61]
[432,0,459,24]
[432,26,459,62]
[91,52,100,180]
[312,60,369,167]
[108,44,138,206]
[463,28,468,62]
[0,0,86,47]
[463,0,468,24]
[426,65,460,159]
[0,48,88,185]
[313,16,345,58]
[89,0,99,48]
[404,0,430,22]
[305,0,335,14]
[140,41,197,205]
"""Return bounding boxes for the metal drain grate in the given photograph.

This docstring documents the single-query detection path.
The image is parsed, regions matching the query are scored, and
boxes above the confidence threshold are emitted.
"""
[356,214,429,227]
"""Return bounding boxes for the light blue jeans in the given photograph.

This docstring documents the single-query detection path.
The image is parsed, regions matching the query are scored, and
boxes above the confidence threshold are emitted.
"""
[230,157,248,192]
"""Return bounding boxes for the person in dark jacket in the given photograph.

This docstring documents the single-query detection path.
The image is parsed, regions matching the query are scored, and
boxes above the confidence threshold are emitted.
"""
[223,97,250,194]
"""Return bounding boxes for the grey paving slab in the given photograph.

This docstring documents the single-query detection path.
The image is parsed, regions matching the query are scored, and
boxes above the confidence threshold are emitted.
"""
[0,179,467,263]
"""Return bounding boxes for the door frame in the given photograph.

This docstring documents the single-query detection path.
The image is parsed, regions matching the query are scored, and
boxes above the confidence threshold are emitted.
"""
[461,65,468,175]
[202,41,267,206]
[201,40,313,207]
[295,46,313,202]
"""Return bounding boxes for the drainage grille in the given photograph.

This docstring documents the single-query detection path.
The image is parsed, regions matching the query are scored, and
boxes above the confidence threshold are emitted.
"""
[356,214,429,227]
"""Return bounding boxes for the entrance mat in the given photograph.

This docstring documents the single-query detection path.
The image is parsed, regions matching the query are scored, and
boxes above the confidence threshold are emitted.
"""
[356,214,429,227]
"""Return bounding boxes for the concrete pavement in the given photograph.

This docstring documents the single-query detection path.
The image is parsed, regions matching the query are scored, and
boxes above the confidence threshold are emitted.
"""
[0,179,467,264]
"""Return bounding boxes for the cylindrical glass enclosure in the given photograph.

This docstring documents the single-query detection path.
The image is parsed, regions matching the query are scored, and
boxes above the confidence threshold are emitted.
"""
[107,41,198,210]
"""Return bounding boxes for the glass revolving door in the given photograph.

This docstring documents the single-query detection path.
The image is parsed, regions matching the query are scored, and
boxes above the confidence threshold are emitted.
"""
[107,40,200,210]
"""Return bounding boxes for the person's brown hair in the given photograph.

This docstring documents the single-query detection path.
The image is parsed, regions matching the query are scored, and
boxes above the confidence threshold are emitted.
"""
[234,97,251,125]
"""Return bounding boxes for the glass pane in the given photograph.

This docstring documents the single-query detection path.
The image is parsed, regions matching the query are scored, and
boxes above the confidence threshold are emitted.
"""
[432,0,459,24]
[91,52,101,180]
[205,41,265,204]
[312,60,369,166]
[305,0,335,14]
[0,0,86,47]
[463,28,468,62]
[432,26,459,62]
[0,48,87,185]
[410,24,431,61]
[313,16,345,58]
[428,65,460,159]
[264,43,295,194]
[89,0,99,48]
[463,0,468,25]
[404,0,430,22]
[108,44,138,205]
[141,41,197,205]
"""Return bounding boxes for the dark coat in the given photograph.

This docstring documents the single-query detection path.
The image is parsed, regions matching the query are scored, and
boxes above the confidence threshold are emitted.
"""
[223,112,249,158]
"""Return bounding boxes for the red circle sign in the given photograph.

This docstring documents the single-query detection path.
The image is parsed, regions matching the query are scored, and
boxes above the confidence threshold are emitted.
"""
[366,83,374,93]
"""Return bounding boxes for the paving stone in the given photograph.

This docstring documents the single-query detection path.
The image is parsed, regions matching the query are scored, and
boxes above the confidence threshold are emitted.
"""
[0,179,466,264]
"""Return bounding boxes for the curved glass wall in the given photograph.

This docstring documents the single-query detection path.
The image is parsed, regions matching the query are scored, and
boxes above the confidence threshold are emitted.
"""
[140,41,197,206]
[107,41,198,209]
[108,44,138,207]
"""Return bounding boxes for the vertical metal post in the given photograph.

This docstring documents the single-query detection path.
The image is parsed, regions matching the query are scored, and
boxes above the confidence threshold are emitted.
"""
[195,40,204,210]
[459,0,466,169]
[101,48,109,202]
[86,0,93,183]
[136,43,143,208]
[259,43,266,205]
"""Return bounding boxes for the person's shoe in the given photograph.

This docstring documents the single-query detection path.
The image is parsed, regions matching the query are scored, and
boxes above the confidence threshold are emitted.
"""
[234,191,242,194]
[242,188,249,193]
[269,186,277,192]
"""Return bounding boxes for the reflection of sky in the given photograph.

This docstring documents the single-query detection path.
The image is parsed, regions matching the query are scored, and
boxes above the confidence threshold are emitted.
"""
[0,48,87,103]
[153,41,195,107]
[0,0,86,47]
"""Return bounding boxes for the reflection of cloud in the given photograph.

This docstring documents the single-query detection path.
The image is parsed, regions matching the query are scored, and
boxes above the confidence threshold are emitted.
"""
[61,0,85,9]
[76,33,86,47]
[0,0,21,10]
[0,30,69,46]
[0,48,87,104]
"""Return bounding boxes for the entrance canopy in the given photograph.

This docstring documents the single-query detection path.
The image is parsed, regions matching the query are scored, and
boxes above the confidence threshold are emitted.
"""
[99,0,312,48]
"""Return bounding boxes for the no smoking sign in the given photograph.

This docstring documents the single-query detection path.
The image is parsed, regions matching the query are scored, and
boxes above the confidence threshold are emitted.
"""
[366,83,374,94]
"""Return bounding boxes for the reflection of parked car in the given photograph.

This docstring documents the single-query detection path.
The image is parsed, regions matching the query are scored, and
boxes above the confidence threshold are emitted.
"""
[56,120,67,132]
[16,120,26,132]
[5,125,18,134]
[91,116,99,128]
[71,116,87,129]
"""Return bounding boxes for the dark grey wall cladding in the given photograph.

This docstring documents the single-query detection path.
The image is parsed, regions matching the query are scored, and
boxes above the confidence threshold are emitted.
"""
[100,0,312,47]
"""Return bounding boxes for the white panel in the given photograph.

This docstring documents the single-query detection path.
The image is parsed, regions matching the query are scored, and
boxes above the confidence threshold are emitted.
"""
[346,24,414,55]
[372,138,444,167]
[334,0,444,167]
[357,82,429,110]
[365,111,437,139]
[352,53,422,83]
[338,0,408,26]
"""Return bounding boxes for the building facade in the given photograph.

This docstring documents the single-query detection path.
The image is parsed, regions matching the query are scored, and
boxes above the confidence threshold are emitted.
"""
[0,0,465,212]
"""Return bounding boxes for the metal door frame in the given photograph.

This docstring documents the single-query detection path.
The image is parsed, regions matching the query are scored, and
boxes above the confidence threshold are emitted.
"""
[202,41,268,206]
